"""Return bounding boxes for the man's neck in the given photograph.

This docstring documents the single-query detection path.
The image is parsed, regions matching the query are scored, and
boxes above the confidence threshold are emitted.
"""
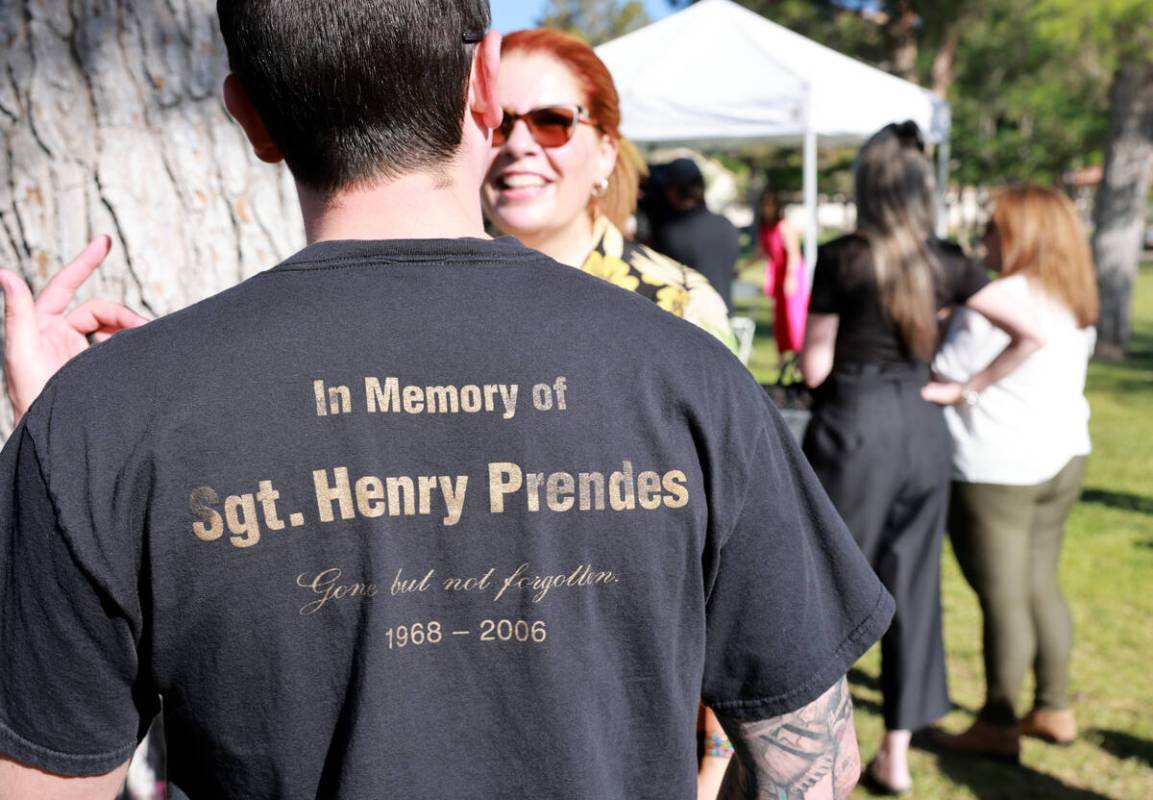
[300,169,489,243]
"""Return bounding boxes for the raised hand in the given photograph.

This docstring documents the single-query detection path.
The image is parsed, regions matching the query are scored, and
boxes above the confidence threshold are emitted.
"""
[0,236,149,422]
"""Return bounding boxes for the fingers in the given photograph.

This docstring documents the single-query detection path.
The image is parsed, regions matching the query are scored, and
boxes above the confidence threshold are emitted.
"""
[35,235,113,314]
[920,382,961,406]
[0,269,39,349]
[65,299,149,336]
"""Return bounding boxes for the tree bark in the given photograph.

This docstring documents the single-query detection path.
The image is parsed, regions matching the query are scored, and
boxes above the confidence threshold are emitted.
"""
[1091,62,1153,359]
[0,0,304,436]
[885,1,920,84]
[930,24,961,98]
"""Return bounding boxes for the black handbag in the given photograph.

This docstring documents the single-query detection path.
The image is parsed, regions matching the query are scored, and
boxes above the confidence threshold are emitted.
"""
[761,355,813,443]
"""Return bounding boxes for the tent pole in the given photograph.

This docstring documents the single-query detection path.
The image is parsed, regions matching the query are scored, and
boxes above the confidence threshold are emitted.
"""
[803,125,818,273]
[936,135,951,238]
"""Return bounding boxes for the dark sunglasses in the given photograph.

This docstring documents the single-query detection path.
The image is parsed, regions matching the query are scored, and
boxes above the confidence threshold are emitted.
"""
[493,104,595,148]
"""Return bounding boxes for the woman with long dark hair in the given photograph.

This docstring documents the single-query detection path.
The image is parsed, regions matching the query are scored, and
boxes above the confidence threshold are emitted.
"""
[800,122,1045,793]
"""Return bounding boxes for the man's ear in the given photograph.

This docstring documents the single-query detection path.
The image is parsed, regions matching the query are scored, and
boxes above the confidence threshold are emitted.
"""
[223,74,284,164]
[468,30,503,131]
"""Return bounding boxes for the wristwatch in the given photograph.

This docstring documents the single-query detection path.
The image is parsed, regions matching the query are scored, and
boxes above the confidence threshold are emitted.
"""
[961,383,980,407]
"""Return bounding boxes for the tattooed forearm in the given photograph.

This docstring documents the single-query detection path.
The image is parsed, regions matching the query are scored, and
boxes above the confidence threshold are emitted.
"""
[717,677,860,799]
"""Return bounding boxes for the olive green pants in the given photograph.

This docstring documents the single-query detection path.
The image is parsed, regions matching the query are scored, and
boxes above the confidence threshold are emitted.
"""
[947,456,1086,727]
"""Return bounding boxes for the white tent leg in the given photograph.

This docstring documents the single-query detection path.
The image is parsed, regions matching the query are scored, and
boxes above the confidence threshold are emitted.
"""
[803,126,818,272]
[936,136,951,238]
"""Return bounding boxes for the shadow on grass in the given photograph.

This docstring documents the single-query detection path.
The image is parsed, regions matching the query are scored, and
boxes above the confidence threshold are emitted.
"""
[848,668,979,718]
[848,666,880,692]
[850,692,884,717]
[1090,728,1153,768]
[1079,487,1153,516]
[847,667,886,718]
[908,731,1114,800]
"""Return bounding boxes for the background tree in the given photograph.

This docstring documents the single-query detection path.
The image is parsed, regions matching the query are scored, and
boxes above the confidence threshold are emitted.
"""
[1038,0,1153,357]
[0,0,303,436]
[536,0,652,45]
[949,0,1108,187]
[672,2,1127,284]
[670,0,977,95]
[669,1,887,64]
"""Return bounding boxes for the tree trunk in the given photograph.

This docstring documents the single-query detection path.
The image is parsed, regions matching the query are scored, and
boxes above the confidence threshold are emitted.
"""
[885,1,920,84]
[0,0,304,436]
[1091,62,1153,359]
[930,24,961,98]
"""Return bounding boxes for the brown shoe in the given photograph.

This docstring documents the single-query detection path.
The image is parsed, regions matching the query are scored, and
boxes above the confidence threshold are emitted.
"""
[935,719,1021,763]
[1020,708,1077,745]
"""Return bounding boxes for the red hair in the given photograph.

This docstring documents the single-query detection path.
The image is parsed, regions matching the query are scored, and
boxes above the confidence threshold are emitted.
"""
[990,186,1098,328]
[501,29,645,230]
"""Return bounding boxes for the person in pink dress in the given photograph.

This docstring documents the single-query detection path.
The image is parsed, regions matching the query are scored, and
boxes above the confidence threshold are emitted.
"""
[757,187,809,355]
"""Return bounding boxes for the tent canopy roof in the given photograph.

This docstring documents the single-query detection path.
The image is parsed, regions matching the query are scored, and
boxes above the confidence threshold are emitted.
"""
[595,0,950,147]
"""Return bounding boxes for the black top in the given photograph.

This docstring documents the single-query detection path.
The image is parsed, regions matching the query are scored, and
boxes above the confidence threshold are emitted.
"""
[809,234,989,366]
[0,236,892,799]
[653,206,741,313]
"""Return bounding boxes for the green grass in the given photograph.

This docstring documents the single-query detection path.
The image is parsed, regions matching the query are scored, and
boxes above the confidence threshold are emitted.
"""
[734,261,1153,799]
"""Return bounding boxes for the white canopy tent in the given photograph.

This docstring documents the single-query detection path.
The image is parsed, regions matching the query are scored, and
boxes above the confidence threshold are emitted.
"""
[595,0,952,267]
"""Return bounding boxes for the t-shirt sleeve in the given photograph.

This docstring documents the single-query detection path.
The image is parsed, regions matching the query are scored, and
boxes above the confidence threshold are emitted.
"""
[701,401,894,721]
[806,243,843,315]
[0,424,151,776]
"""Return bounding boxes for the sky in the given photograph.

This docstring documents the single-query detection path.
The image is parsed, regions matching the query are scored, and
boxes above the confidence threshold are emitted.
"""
[490,0,673,34]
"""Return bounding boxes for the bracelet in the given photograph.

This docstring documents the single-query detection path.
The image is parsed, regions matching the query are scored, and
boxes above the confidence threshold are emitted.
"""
[703,731,734,759]
[961,382,980,407]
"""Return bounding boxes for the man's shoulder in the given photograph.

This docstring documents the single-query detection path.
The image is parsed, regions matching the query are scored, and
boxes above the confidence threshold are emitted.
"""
[37,239,730,396]
[704,207,738,232]
[670,207,737,236]
[20,271,276,434]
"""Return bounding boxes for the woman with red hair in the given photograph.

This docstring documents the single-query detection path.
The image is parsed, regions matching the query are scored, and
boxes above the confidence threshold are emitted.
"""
[934,186,1098,758]
[482,29,735,353]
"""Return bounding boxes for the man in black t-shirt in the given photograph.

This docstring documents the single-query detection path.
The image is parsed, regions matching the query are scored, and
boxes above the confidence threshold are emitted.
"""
[652,158,742,314]
[0,2,892,798]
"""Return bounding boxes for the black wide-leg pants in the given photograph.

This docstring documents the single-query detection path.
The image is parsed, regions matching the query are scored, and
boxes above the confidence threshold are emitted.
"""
[802,363,952,731]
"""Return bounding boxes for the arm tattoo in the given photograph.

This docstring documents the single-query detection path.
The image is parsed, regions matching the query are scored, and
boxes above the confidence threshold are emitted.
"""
[718,677,860,799]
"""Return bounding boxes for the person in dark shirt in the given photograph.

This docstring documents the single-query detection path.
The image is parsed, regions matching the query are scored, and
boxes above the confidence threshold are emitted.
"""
[0,3,893,798]
[651,158,741,314]
[799,121,1045,795]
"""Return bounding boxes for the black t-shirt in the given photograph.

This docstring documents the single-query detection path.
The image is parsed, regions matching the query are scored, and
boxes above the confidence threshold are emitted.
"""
[0,237,892,799]
[653,206,741,314]
[809,234,989,365]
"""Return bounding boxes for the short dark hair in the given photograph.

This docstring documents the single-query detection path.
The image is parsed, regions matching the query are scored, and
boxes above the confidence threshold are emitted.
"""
[658,158,706,205]
[217,0,491,194]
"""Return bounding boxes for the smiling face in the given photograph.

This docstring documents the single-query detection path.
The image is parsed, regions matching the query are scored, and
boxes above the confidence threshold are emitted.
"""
[482,52,618,253]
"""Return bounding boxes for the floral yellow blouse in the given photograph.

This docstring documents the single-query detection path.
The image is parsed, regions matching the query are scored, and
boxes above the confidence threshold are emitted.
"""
[581,216,738,353]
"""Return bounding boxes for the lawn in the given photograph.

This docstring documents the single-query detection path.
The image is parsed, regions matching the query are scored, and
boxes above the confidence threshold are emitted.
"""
[733,261,1153,799]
